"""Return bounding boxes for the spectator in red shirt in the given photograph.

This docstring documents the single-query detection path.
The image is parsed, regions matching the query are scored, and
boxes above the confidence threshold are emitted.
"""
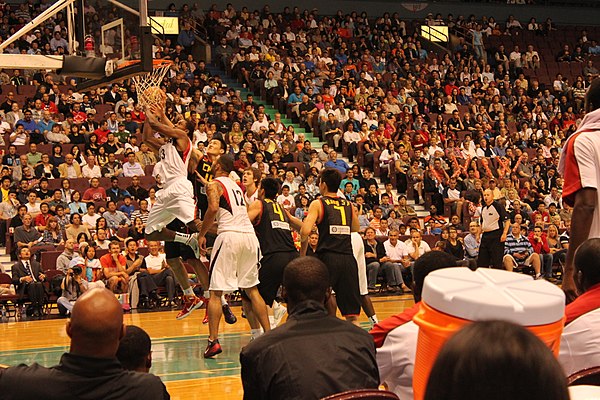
[94,120,110,144]
[528,225,553,280]
[100,240,129,293]
[82,177,107,202]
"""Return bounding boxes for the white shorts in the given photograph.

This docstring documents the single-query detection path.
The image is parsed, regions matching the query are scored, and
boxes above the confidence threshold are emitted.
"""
[209,231,261,291]
[503,253,537,268]
[145,179,196,234]
[352,232,368,296]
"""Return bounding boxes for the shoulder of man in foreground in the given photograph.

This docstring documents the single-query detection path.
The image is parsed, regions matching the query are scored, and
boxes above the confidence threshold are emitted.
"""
[0,362,170,400]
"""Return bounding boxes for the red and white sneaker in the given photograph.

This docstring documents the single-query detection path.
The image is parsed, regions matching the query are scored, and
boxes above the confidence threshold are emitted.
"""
[176,295,204,320]
[203,339,222,358]
[202,305,209,324]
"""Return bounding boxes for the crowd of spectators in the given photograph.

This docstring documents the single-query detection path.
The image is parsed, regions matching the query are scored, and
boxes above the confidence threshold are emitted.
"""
[0,2,597,295]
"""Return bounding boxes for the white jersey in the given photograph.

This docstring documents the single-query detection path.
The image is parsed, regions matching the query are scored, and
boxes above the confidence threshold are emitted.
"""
[214,176,255,234]
[244,188,259,205]
[157,138,191,187]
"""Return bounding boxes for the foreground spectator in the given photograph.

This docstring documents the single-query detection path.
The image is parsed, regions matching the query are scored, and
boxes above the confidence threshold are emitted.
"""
[0,288,170,399]
[560,238,600,375]
[240,256,379,399]
[116,325,153,373]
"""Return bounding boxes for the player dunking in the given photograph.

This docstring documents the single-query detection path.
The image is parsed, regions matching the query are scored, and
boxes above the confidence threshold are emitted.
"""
[301,168,361,324]
[247,178,301,332]
[198,155,271,358]
[142,103,208,319]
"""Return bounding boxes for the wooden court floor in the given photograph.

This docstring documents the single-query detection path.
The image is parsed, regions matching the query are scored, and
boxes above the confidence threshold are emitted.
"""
[0,296,413,399]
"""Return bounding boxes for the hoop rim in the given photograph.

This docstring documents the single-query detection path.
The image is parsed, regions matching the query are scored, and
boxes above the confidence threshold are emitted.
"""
[116,58,173,71]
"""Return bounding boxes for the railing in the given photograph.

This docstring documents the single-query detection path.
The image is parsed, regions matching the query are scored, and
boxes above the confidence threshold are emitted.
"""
[420,25,449,43]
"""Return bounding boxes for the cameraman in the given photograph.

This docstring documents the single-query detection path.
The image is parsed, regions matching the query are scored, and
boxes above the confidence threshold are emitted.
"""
[57,262,88,315]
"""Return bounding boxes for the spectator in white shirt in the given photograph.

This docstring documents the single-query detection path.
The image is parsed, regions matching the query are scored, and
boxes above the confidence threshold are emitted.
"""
[122,152,145,177]
[82,204,100,229]
[82,155,102,179]
[405,229,431,263]
[276,185,296,212]
[382,229,412,294]
[143,241,176,305]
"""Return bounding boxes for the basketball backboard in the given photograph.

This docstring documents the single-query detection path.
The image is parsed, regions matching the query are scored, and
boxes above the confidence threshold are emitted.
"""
[73,0,155,91]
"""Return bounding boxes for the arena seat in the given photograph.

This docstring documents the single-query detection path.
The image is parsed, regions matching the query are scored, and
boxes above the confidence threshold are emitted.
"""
[320,389,400,399]
[568,367,600,386]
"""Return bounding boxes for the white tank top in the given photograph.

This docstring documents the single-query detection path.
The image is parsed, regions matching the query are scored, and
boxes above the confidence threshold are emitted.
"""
[157,138,191,187]
[214,176,255,234]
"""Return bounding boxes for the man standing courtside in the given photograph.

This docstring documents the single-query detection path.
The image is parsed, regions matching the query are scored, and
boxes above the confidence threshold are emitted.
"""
[478,188,510,269]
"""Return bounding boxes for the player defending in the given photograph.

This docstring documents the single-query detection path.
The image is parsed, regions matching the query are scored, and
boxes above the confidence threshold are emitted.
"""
[300,168,361,324]
[198,155,271,358]
[247,178,301,331]
[142,103,206,319]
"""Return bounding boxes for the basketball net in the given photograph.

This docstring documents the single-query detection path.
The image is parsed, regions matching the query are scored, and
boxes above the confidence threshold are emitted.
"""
[131,60,172,107]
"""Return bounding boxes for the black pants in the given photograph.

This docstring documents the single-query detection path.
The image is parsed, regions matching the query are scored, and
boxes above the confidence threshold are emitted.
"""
[478,230,504,269]
[23,282,45,307]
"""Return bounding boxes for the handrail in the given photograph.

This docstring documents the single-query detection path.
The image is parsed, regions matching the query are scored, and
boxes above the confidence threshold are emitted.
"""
[420,25,449,43]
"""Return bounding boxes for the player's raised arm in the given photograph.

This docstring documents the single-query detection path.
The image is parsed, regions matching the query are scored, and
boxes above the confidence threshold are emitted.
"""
[300,199,321,256]
[142,116,165,155]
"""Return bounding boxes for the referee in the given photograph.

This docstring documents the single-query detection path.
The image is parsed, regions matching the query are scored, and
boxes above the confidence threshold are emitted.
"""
[478,188,510,269]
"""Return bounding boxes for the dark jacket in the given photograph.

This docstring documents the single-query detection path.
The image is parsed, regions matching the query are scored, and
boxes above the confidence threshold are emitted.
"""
[240,300,379,400]
[0,353,169,400]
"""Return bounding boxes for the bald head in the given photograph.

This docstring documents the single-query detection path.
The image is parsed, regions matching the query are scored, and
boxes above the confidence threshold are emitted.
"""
[67,288,125,358]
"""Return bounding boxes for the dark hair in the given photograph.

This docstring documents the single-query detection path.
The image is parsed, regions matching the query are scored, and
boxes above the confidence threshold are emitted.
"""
[116,325,151,371]
[319,168,342,193]
[412,250,457,302]
[283,256,330,304]
[575,238,600,290]
[69,213,81,223]
[211,137,227,152]
[217,154,235,173]
[261,177,281,200]
[424,320,569,400]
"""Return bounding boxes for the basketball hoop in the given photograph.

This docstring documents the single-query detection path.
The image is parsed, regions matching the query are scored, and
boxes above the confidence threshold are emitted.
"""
[129,59,173,107]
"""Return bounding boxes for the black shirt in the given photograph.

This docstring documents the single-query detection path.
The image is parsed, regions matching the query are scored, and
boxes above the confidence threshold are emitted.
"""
[0,352,169,400]
[240,300,379,400]
[254,199,298,256]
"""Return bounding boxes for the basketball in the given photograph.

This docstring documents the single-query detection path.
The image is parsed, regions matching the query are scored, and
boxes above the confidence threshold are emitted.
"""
[141,86,165,107]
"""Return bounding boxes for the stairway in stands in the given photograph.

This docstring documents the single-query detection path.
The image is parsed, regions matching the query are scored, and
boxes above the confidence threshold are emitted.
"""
[205,62,427,218]
[205,64,323,147]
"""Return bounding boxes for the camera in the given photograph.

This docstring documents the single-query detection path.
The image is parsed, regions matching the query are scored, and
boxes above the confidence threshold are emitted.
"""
[72,265,82,275]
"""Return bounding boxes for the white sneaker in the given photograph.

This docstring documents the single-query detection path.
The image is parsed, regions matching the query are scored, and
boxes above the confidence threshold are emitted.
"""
[272,302,287,327]
[186,233,201,258]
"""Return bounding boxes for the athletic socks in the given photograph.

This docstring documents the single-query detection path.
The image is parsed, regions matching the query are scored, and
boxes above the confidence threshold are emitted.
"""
[221,295,228,306]
[183,287,194,296]
[203,290,210,299]
[174,232,192,244]
[369,315,379,325]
